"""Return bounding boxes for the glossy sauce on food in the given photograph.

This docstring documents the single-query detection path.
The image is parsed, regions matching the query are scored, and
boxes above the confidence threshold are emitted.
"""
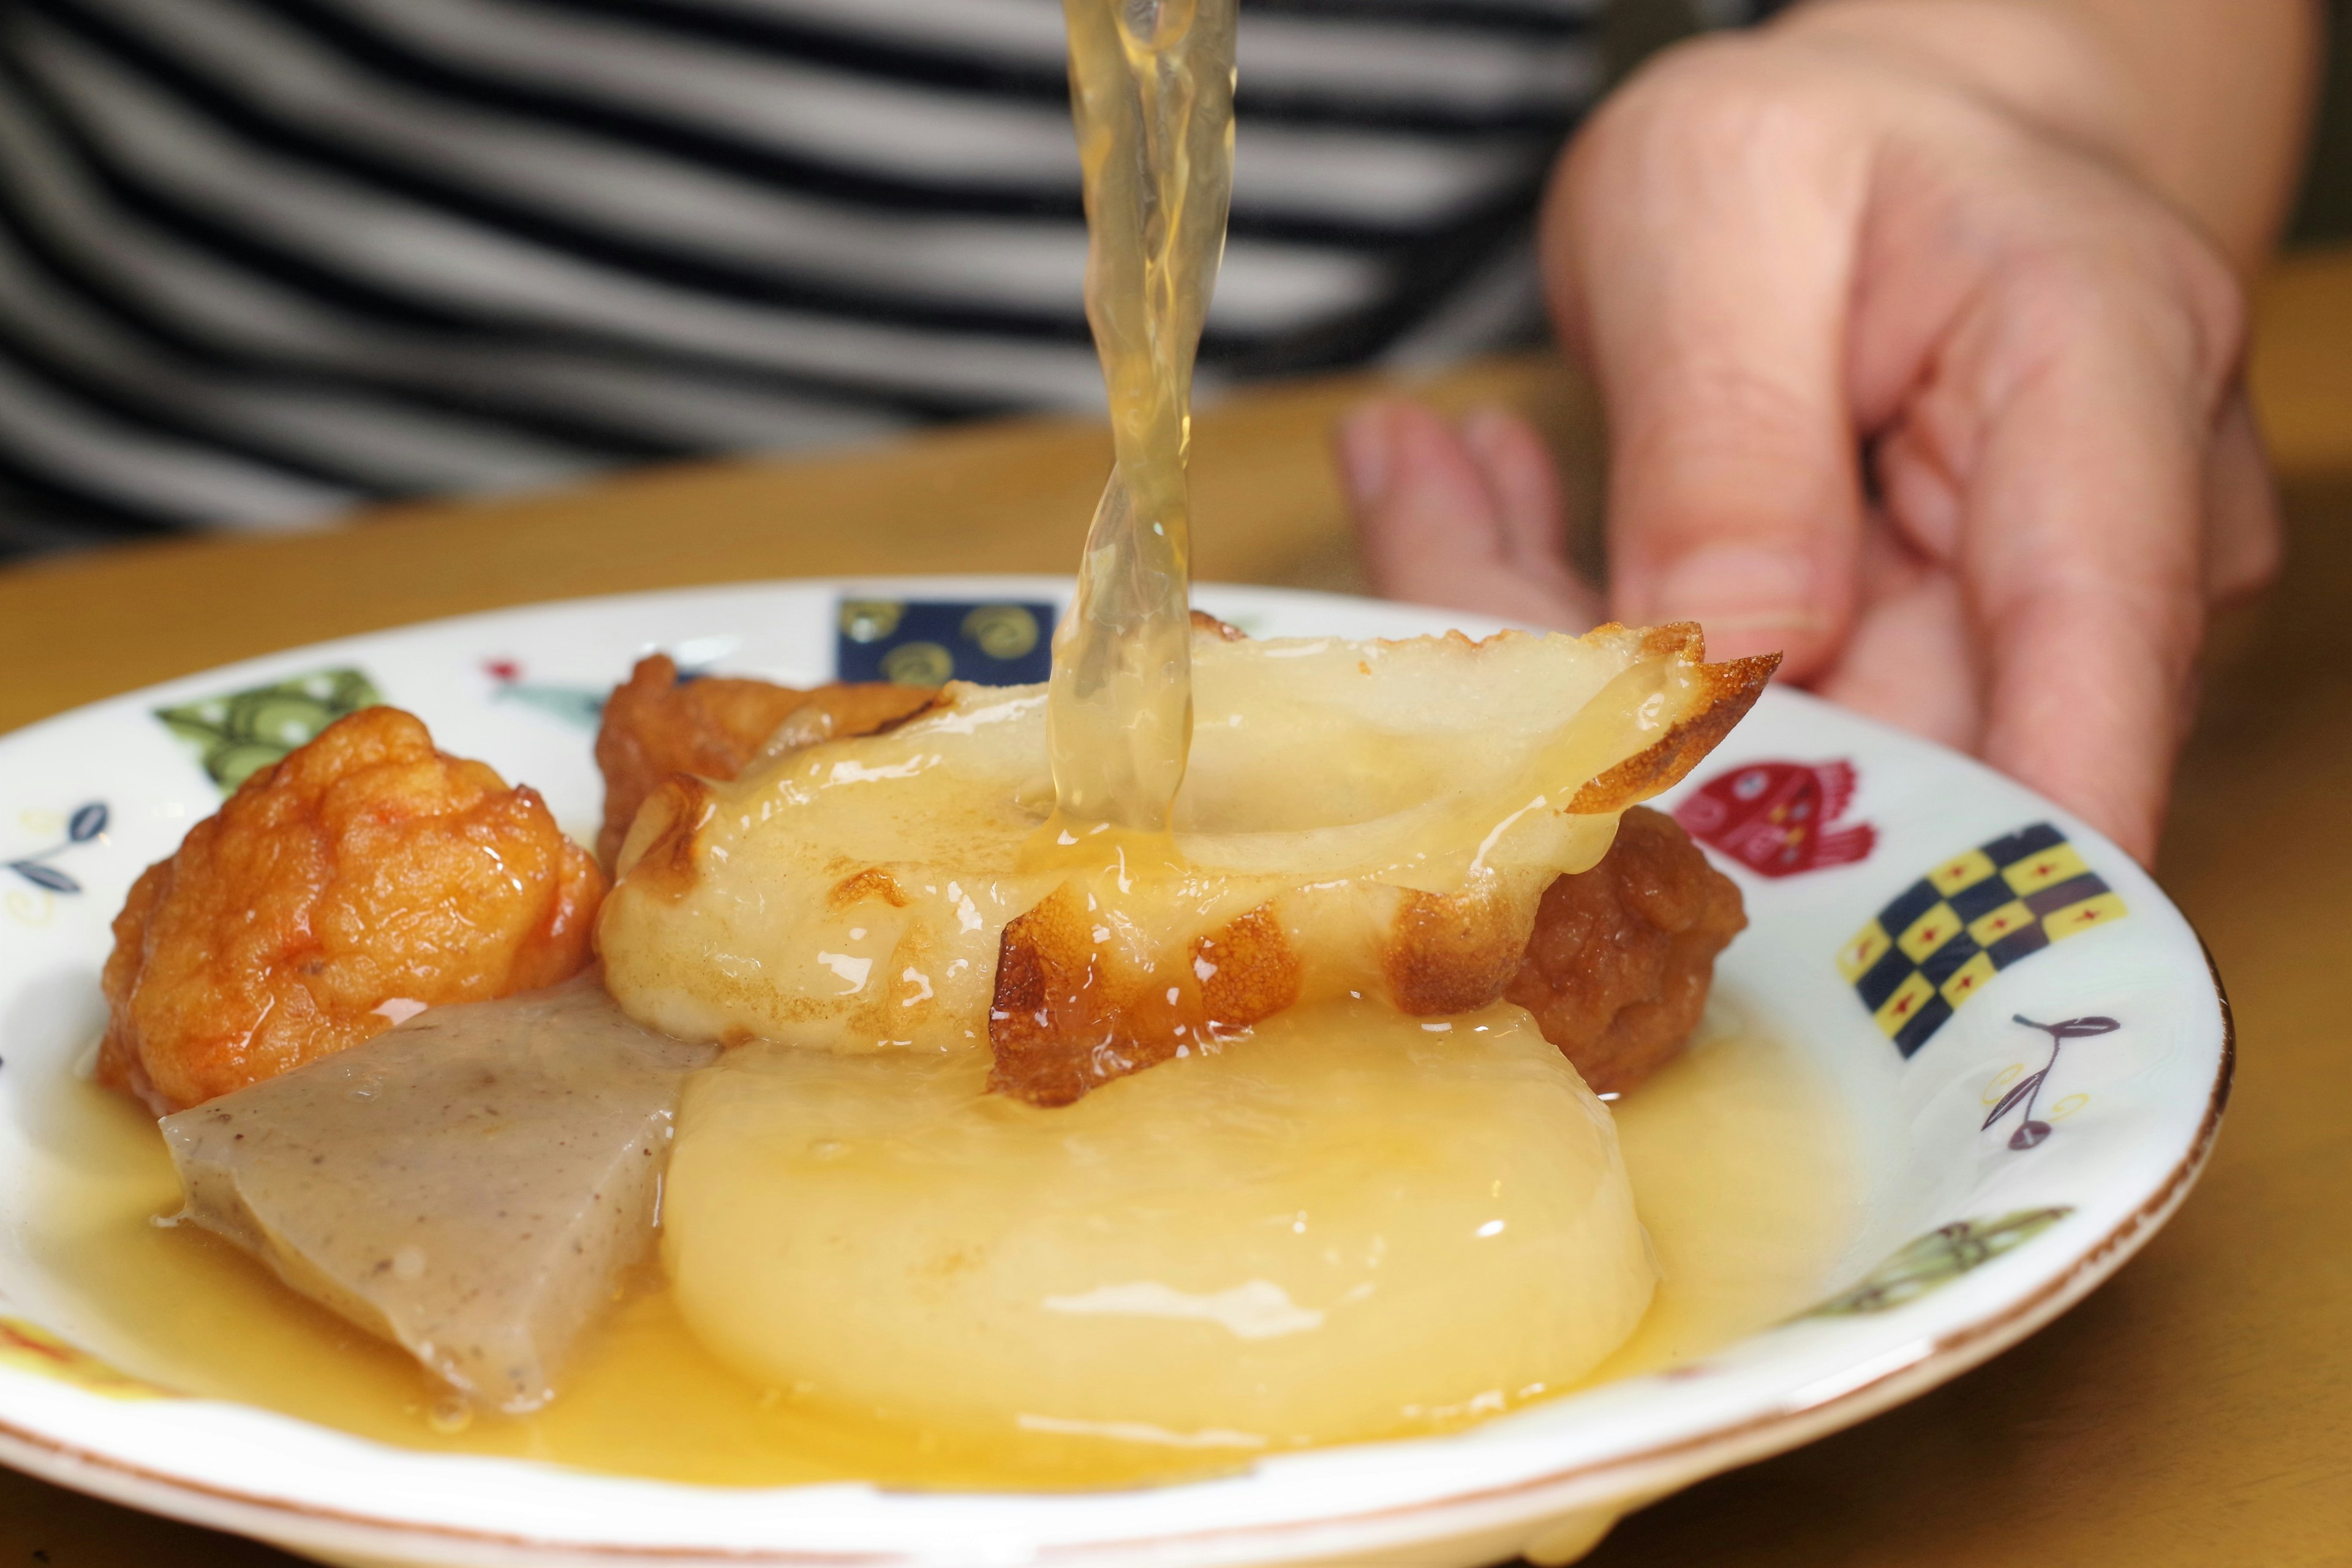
[28,1010,1855,1490]
[662,1001,1657,1460]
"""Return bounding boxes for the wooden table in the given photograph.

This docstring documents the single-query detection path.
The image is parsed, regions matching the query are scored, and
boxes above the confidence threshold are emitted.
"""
[5,249,2349,1568]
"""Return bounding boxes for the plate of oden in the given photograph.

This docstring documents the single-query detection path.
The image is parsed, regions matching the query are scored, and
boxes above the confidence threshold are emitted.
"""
[0,574,2226,1568]
[0,0,2228,1557]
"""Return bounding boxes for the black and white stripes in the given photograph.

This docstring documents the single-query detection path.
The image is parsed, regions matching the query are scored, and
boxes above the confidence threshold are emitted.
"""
[0,0,1679,544]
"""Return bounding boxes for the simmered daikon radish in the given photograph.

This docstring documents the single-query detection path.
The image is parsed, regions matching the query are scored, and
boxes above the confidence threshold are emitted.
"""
[664,999,1652,1452]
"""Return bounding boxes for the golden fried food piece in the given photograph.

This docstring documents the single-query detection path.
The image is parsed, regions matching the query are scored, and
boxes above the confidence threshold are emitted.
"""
[993,808,1744,1107]
[1506,805,1746,1096]
[100,707,606,1114]
[599,620,1771,1108]
[990,895,1301,1107]
[593,654,938,866]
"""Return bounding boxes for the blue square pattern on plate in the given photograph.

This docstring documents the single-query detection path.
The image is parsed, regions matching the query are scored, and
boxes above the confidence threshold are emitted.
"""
[834,597,1056,687]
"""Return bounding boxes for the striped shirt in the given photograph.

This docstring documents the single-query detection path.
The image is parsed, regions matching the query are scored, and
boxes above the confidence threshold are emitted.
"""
[0,0,1771,553]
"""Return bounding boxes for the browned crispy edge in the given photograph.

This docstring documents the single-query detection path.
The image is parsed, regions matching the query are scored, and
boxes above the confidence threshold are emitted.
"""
[1379,889,1537,1017]
[595,656,944,867]
[601,682,951,898]
[1567,650,1779,813]
[989,893,1302,1107]
[609,774,714,899]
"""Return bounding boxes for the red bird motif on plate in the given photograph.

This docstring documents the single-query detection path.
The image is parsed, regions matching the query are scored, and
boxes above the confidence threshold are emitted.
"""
[1672,759,1876,879]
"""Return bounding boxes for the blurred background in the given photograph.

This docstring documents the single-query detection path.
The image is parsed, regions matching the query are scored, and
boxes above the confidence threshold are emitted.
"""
[0,0,2342,561]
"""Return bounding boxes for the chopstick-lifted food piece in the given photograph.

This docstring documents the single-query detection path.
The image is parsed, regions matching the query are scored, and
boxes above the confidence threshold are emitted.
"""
[593,655,937,866]
[165,977,715,1414]
[101,707,605,1115]
[1506,806,1746,1096]
[598,622,1774,1100]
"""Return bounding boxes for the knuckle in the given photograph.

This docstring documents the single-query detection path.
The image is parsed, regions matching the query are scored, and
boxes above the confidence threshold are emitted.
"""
[1994,217,2240,418]
[2169,234,2248,378]
[1569,36,1850,187]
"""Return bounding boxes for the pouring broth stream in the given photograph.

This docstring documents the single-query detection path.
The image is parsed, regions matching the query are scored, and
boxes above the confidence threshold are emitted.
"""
[1039,0,1235,850]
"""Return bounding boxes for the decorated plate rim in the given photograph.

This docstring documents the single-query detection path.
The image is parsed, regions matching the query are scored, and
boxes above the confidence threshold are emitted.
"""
[0,576,2232,1566]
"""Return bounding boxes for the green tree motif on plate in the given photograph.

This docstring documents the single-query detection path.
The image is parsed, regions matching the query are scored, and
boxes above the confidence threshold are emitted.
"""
[154,669,383,793]
[1804,1207,2075,1317]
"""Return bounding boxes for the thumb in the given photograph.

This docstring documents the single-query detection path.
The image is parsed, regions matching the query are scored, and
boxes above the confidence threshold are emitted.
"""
[1546,66,1868,674]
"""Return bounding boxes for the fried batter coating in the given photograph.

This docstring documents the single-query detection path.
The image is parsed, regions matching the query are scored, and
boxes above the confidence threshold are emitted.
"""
[100,707,606,1114]
[597,625,1760,1106]
[1506,806,1746,1096]
[989,894,1302,1107]
[992,810,1743,1107]
[594,655,937,865]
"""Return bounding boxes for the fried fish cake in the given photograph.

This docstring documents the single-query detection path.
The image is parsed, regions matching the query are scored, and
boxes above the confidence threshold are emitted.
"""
[100,707,606,1114]
[1506,805,1746,1095]
[593,655,937,866]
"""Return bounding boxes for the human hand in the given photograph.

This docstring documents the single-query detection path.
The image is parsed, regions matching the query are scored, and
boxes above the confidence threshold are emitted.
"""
[1339,5,2290,865]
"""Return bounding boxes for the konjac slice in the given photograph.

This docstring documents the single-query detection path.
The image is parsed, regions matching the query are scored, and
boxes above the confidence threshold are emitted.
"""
[161,978,716,1412]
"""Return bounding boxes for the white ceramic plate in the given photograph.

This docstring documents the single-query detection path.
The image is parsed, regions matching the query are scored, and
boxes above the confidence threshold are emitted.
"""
[0,578,2228,1568]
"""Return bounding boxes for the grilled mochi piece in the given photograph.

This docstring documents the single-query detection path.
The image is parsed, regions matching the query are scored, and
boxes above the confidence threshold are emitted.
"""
[160,976,717,1412]
[598,622,1771,1104]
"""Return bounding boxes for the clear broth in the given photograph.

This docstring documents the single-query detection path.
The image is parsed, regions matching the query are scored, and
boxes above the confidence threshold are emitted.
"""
[26,1012,1855,1491]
